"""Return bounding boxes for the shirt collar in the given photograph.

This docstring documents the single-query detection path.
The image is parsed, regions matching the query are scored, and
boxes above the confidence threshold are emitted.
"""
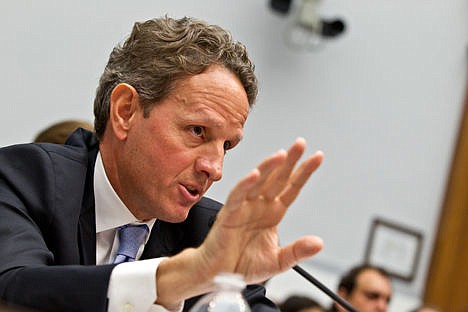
[94,152,155,233]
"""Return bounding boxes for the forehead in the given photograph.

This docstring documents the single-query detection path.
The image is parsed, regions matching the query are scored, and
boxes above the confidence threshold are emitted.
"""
[356,269,392,294]
[169,65,250,120]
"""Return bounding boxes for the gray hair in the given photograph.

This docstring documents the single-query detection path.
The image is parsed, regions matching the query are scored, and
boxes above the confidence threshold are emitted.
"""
[93,16,257,138]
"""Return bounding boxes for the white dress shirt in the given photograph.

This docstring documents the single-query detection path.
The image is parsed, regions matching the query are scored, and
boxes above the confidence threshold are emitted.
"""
[94,152,178,312]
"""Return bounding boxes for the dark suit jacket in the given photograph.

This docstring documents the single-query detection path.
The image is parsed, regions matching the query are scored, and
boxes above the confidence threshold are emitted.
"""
[0,129,278,312]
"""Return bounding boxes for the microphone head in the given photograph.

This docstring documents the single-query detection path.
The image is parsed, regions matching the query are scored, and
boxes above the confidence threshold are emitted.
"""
[321,19,346,37]
[270,0,293,15]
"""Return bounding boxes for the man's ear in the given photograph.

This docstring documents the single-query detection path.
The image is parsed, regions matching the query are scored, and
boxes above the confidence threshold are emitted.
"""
[335,288,350,312]
[109,83,139,141]
[338,287,349,299]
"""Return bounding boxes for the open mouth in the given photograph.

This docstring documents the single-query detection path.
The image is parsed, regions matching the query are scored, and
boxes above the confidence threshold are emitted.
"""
[186,185,200,196]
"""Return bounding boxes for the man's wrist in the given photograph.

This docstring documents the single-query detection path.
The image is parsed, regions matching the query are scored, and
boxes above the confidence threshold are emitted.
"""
[155,248,216,309]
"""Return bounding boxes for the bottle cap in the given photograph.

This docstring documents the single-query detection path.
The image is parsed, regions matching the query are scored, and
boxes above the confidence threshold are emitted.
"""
[214,273,246,290]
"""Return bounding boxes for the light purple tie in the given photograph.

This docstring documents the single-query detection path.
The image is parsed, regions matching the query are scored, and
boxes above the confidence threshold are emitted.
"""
[113,224,149,264]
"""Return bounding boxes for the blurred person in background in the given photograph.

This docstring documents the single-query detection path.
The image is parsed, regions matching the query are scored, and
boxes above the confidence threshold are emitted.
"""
[33,119,94,144]
[328,264,392,312]
[279,295,326,312]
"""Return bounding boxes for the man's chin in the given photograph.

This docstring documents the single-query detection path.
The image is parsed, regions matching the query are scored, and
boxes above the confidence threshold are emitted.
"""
[161,206,191,223]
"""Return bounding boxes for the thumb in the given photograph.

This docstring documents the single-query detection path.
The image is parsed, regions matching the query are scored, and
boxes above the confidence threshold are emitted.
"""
[279,236,323,270]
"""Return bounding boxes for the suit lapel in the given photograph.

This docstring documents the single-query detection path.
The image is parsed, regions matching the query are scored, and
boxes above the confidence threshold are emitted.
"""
[141,220,185,259]
[141,198,221,260]
[78,208,97,265]
[67,129,99,265]
[77,169,97,265]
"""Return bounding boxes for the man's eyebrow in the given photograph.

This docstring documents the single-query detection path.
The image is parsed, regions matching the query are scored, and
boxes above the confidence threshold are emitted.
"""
[363,290,390,300]
[185,111,223,126]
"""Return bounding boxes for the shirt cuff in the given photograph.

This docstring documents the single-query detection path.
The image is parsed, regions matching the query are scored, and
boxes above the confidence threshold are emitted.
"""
[108,258,170,312]
[148,301,184,312]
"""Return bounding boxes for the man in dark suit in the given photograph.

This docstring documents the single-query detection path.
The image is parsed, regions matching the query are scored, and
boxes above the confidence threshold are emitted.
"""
[0,16,324,312]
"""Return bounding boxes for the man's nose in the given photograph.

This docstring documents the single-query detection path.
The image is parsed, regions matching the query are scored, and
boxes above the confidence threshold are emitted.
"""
[376,298,388,312]
[195,147,224,181]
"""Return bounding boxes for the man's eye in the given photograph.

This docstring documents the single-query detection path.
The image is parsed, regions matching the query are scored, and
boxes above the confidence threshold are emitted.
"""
[191,126,204,137]
[363,291,380,300]
[223,141,231,151]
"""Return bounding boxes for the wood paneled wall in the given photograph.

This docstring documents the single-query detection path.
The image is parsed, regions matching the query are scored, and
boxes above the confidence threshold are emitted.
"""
[423,78,468,312]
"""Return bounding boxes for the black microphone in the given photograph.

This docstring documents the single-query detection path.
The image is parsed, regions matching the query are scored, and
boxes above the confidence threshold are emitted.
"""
[321,19,346,38]
[293,265,358,312]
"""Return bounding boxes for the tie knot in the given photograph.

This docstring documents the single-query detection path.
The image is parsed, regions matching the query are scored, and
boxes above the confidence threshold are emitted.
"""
[113,224,149,264]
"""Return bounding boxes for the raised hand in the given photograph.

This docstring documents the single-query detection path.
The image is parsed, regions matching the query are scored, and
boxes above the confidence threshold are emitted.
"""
[198,137,324,284]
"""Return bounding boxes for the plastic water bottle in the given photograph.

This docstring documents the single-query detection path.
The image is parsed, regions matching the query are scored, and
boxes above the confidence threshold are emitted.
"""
[189,273,251,312]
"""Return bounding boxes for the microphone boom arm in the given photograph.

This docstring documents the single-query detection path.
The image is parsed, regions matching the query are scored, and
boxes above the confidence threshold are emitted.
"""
[293,265,358,312]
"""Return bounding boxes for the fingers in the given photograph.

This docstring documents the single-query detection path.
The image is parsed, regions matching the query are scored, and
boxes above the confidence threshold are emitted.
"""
[245,149,287,200]
[278,151,323,207]
[223,138,323,213]
[278,236,323,271]
[261,138,307,201]
[224,150,286,210]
